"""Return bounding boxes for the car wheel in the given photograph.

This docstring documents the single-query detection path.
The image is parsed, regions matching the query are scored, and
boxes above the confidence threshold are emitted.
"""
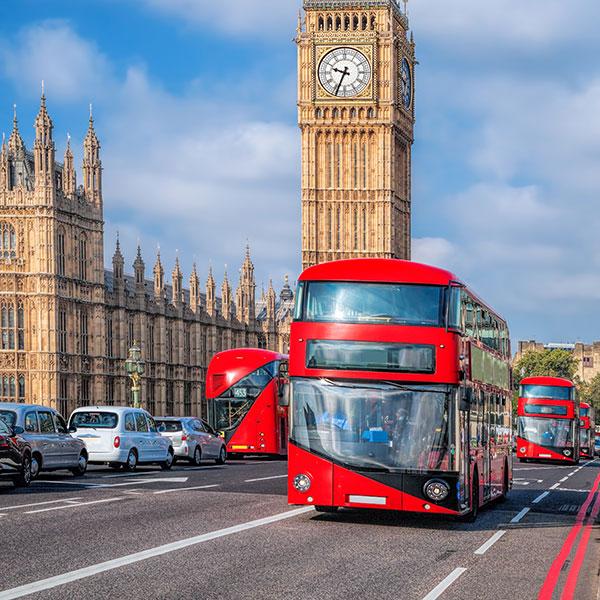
[124,449,138,472]
[14,454,32,488]
[161,448,174,471]
[71,452,88,477]
[30,454,41,479]
[192,446,202,466]
[215,446,227,465]
[458,470,479,523]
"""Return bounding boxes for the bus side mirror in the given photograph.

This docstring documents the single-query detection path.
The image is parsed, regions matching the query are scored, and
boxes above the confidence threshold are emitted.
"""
[279,382,290,407]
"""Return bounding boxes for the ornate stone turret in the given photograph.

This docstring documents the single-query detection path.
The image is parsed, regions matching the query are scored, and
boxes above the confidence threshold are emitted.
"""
[266,279,277,324]
[172,256,183,306]
[62,134,76,197]
[153,250,164,299]
[112,235,124,293]
[33,89,56,191]
[0,134,8,191]
[83,105,102,206]
[206,266,216,317]
[280,274,294,302]
[189,263,200,313]
[221,268,232,319]
[133,244,145,288]
[8,104,25,159]
[236,245,256,325]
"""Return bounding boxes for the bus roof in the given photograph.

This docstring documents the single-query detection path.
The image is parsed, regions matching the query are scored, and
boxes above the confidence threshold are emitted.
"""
[299,258,459,286]
[520,376,575,388]
[580,401,591,409]
[205,348,287,399]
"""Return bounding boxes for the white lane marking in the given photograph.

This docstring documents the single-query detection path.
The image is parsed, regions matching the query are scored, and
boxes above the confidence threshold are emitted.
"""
[474,530,506,556]
[421,568,467,600]
[550,483,560,490]
[513,481,530,486]
[532,491,550,504]
[559,477,568,483]
[244,475,287,483]
[24,497,126,515]
[0,498,83,511]
[557,488,592,493]
[153,484,220,495]
[510,508,530,523]
[38,477,189,489]
[99,471,170,479]
[0,507,314,599]
[35,480,100,487]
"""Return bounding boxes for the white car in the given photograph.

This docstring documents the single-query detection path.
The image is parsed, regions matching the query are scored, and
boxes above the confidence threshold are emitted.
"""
[68,406,174,471]
[155,417,227,466]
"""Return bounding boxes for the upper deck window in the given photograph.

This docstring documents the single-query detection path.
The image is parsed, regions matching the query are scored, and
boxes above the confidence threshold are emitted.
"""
[301,282,445,326]
[580,407,589,417]
[520,385,573,401]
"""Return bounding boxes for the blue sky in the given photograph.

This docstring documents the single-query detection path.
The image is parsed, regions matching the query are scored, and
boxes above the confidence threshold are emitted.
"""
[1,0,600,345]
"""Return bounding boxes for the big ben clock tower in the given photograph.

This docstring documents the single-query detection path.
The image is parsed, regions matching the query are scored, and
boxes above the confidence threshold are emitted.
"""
[297,0,415,270]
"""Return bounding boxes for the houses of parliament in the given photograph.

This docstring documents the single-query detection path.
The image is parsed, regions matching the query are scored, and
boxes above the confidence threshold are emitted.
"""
[0,0,416,417]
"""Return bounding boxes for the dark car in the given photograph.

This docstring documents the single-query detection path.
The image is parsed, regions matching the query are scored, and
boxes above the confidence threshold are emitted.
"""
[0,417,32,489]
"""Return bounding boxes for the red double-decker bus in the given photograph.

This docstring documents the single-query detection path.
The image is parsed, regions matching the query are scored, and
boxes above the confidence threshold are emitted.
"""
[516,376,579,464]
[206,348,289,457]
[287,259,512,521]
[579,402,595,459]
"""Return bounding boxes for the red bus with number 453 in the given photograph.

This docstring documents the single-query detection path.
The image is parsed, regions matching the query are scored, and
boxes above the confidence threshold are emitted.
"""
[516,376,579,464]
[206,348,289,457]
[286,259,512,521]
[579,402,595,459]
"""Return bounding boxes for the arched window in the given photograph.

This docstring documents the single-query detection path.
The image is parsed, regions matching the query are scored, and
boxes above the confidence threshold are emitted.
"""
[0,222,17,259]
[79,234,87,280]
[326,16,333,30]
[368,108,375,119]
[370,14,376,29]
[362,14,368,30]
[344,15,350,30]
[353,15,359,30]
[57,228,66,276]
[18,375,25,400]
[335,16,341,30]
[318,17,324,31]
[350,107,357,119]
[332,108,339,119]
[17,303,24,350]
[1,303,15,350]
[315,108,322,119]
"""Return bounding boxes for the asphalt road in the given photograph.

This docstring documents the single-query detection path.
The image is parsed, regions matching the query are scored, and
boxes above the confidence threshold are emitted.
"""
[0,456,598,599]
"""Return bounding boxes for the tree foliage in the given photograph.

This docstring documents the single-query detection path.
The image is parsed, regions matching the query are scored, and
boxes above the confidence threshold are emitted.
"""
[578,373,600,411]
[513,349,578,386]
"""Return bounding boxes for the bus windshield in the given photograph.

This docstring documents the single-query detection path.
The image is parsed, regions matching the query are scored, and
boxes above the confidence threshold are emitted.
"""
[518,416,574,447]
[214,361,277,431]
[302,282,445,326]
[580,407,589,417]
[520,385,572,400]
[291,379,455,471]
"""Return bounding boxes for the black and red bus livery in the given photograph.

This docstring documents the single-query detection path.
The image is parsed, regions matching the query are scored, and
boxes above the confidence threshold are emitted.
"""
[579,402,595,459]
[287,259,512,520]
[516,376,579,464]
[206,348,288,457]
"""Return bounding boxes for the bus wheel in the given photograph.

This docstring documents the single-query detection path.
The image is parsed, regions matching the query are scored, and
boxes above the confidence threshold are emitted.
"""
[498,465,509,503]
[315,506,339,514]
[459,471,479,523]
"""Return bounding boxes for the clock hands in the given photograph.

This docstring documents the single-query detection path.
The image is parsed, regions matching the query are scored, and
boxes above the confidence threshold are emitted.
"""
[334,66,351,96]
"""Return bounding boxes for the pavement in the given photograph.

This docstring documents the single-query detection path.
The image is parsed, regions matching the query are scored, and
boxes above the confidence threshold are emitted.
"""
[0,456,598,599]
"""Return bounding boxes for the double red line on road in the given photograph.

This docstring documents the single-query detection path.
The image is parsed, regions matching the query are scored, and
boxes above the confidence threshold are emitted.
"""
[538,470,600,600]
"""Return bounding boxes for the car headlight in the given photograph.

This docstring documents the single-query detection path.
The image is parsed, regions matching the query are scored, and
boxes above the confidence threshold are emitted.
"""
[293,474,311,493]
[423,479,450,502]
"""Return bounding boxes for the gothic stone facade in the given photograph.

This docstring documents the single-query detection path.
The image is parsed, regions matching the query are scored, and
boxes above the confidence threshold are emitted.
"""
[298,0,415,270]
[0,98,293,418]
[516,341,600,385]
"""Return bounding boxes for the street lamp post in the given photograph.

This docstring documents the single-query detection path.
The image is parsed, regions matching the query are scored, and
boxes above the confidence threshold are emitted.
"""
[125,341,145,409]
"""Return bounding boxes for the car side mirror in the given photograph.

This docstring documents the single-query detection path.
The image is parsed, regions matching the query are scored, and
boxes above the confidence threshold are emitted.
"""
[279,382,290,407]
[68,425,77,433]
[11,426,25,436]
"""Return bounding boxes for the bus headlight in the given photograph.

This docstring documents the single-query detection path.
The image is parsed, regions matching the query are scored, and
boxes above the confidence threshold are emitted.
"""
[563,449,572,457]
[293,474,311,493]
[424,479,450,502]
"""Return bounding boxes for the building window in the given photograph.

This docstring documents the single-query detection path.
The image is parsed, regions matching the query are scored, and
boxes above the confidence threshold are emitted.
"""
[58,309,67,353]
[57,229,65,276]
[0,375,16,401]
[147,380,155,415]
[583,356,594,368]
[147,322,155,361]
[106,377,114,406]
[0,222,17,259]
[80,376,90,406]
[59,375,68,416]
[1,303,15,350]
[166,324,173,363]
[127,314,134,349]
[184,382,192,416]
[78,235,88,280]
[80,310,89,355]
[185,326,191,365]
[106,313,113,357]
[166,381,174,416]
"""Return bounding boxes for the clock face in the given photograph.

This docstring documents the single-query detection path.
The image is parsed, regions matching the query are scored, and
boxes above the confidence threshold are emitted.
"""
[401,58,412,109]
[318,47,371,98]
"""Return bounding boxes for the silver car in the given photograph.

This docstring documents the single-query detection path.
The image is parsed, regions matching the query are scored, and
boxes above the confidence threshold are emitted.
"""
[155,417,227,466]
[0,403,88,478]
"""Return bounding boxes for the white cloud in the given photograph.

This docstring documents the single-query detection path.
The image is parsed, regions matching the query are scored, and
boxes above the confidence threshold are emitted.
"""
[140,0,301,37]
[412,237,458,270]
[0,21,113,101]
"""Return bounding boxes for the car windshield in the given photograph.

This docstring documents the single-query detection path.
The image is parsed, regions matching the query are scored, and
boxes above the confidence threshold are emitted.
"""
[518,416,574,447]
[156,420,182,432]
[0,410,16,427]
[71,412,119,429]
[302,282,445,326]
[520,385,572,400]
[291,378,455,472]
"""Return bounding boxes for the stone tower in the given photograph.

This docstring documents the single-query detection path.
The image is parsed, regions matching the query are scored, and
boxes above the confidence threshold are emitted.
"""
[298,0,415,270]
